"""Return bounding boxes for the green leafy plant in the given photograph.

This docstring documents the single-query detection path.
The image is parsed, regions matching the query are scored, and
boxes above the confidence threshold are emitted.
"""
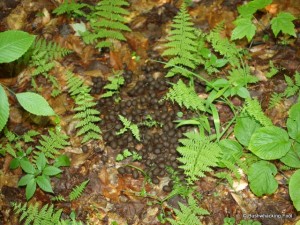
[18,152,62,200]
[69,179,90,201]
[116,115,140,141]
[53,0,90,18]
[163,79,205,111]
[116,149,142,161]
[162,2,199,78]
[35,129,70,160]
[231,0,296,41]
[101,70,125,101]
[29,38,72,97]
[167,194,209,225]
[0,30,57,132]
[82,0,131,49]
[139,114,162,128]
[223,217,261,225]
[66,71,102,143]
[177,132,222,184]
[11,202,84,225]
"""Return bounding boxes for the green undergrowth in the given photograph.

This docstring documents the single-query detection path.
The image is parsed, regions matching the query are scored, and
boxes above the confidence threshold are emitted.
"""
[0,0,300,224]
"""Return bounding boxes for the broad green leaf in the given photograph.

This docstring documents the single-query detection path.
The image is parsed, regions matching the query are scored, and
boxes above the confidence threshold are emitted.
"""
[289,169,300,211]
[43,166,62,176]
[234,113,262,147]
[18,174,34,186]
[248,160,278,196]
[287,102,300,141]
[0,30,35,63]
[9,158,20,169]
[271,12,296,37]
[218,139,243,167]
[20,160,36,174]
[36,175,53,193]
[280,143,300,168]
[26,179,36,200]
[36,153,47,171]
[238,0,272,17]
[236,86,250,99]
[231,17,256,42]
[0,85,9,132]
[70,22,87,36]
[249,126,291,160]
[16,92,55,116]
[54,154,71,167]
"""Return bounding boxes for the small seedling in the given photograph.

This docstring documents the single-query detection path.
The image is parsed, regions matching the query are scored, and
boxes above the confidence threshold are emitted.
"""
[116,149,142,161]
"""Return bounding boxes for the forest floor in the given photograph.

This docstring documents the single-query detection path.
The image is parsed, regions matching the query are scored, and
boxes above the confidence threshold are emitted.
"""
[0,0,300,225]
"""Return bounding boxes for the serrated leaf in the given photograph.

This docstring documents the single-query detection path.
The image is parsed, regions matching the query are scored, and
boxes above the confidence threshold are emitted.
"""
[43,166,62,176]
[249,126,291,160]
[0,85,9,132]
[231,17,256,42]
[0,30,35,63]
[234,113,262,147]
[26,179,36,200]
[36,153,47,171]
[54,154,71,167]
[271,12,296,37]
[16,92,55,116]
[18,174,35,186]
[289,169,300,211]
[238,0,272,17]
[20,160,36,174]
[248,160,278,196]
[36,175,53,193]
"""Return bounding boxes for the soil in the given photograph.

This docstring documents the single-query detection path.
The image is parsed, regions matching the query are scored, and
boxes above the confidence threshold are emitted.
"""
[0,0,300,225]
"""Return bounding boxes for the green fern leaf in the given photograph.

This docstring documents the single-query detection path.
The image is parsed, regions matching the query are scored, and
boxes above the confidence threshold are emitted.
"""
[164,79,205,111]
[69,179,89,201]
[268,93,283,109]
[35,130,69,160]
[83,0,131,49]
[177,132,221,183]
[162,3,199,78]
[66,71,102,143]
[244,98,273,127]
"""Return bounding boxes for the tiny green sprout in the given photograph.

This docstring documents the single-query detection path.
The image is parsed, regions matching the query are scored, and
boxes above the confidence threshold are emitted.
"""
[177,111,184,118]
[116,149,142,162]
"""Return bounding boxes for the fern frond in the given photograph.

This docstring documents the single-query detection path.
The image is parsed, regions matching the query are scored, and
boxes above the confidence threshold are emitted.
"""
[11,202,62,225]
[69,180,89,201]
[163,79,205,111]
[116,115,140,141]
[215,172,234,187]
[283,74,300,98]
[162,3,199,78]
[83,0,131,49]
[268,93,283,109]
[177,132,221,184]
[102,70,124,98]
[35,130,69,160]
[206,23,241,67]
[51,195,66,202]
[167,195,209,225]
[244,98,273,127]
[66,71,102,143]
[53,0,89,17]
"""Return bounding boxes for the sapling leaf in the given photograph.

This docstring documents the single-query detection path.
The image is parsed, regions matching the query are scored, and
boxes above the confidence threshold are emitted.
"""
[0,85,9,132]
[289,169,300,211]
[16,92,56,116]
[54,154,71,167]
[238,0,272,17]
[248,160,278,196]
[20,160,36,174]
[43,166,62,176]
[26,179,37,200]
[18,174,35,186]
[36,153,47,171]
[231,17,256,42]
[0,30,35,63]
[249,126,291,160]
[271,12,296,37]
[36,175,53,193]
